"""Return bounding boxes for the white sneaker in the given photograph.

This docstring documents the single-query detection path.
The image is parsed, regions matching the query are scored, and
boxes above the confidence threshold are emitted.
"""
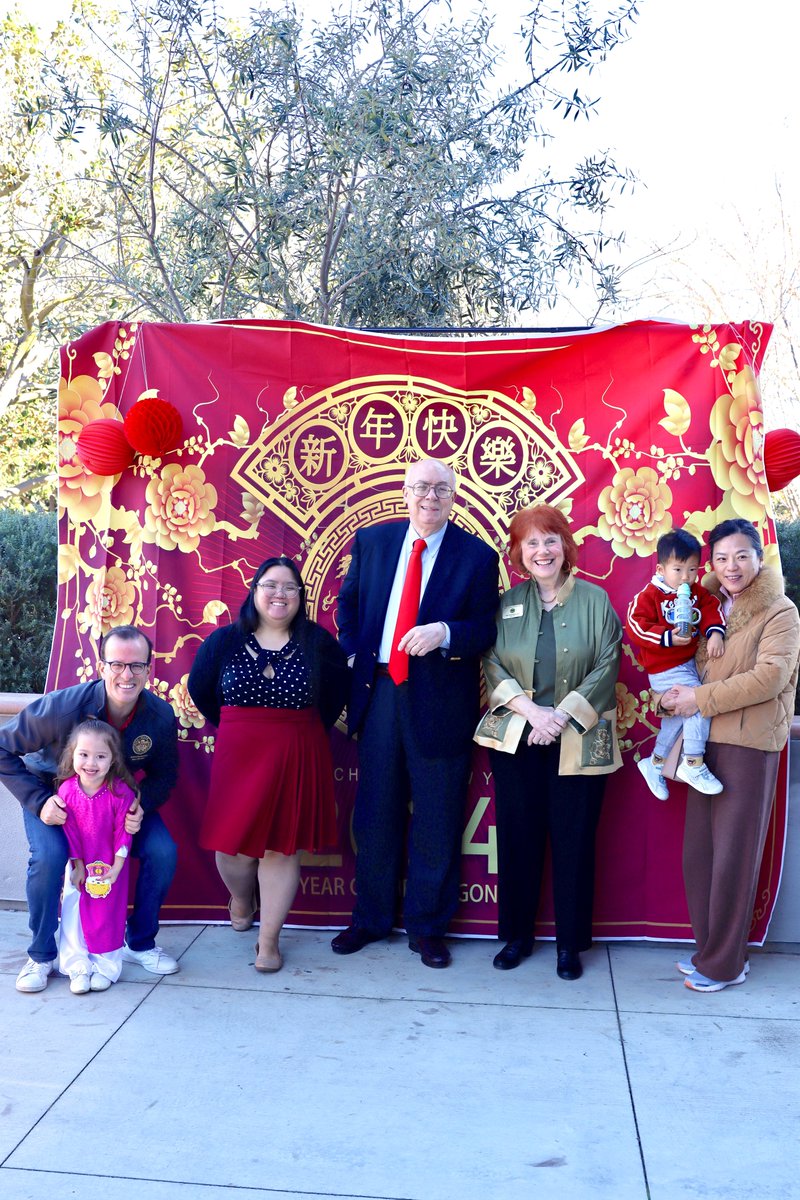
[637,755,669,800]
[684,968,747,992]
[15,958,55,993]
[69,971,91,995]
[121,944,179,975]
[90,974,112,991]
[678,959,749,977]
[676,758,723,794]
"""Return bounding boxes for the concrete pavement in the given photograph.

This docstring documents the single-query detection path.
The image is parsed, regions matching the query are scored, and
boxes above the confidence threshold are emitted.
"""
[1,908,799,1200]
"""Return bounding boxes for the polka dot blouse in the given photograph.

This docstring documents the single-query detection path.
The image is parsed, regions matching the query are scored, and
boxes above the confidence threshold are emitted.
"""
[220,635,312,710]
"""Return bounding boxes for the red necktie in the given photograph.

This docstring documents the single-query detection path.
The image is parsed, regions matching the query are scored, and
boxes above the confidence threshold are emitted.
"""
[388,539,427,685]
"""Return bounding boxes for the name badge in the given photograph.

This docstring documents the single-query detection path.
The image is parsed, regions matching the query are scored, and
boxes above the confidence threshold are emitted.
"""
[502,604,523,619]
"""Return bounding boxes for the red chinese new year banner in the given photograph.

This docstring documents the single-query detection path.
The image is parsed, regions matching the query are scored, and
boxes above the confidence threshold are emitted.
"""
[53,317,786,942]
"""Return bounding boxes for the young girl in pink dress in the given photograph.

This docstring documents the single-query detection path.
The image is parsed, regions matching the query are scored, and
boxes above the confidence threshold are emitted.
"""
[56,719,137,994]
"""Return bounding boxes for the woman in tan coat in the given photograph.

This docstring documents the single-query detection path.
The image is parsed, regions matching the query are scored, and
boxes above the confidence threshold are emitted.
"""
[663,518,799,992]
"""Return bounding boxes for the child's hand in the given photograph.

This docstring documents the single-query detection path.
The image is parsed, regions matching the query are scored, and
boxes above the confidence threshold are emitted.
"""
[671,632,694,647]
[707,631,725,658]
[70,862,86,891]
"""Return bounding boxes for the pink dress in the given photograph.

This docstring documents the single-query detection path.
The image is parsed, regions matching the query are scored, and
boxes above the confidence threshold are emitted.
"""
[58,777,134,980]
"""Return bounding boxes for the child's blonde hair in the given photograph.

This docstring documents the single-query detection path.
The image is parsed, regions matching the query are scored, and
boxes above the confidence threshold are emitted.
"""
[56,718,138,797]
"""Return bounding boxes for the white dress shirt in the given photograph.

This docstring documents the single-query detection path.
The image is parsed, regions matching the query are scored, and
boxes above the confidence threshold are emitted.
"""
[378,522,451,662]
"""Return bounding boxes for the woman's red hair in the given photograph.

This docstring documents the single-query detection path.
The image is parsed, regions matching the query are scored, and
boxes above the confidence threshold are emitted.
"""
[508,504,578,573]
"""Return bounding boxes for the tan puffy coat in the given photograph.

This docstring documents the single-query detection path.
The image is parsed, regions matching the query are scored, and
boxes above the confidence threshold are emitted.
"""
[694,567,799,752]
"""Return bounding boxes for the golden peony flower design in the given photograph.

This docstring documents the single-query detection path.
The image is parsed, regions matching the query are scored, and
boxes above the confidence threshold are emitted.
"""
[77,567,137,640]
[597,466,673,558]
[144,463,218,553]
[58,375,122,524]
[708,365,768,522]
[169,675,206,730]
[615,682,640,737]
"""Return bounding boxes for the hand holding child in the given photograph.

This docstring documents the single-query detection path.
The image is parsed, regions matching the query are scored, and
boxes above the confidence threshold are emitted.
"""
[124,797,143,837]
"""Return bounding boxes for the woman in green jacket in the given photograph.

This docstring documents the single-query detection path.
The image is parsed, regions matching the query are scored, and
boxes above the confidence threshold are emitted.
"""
[476,505,622,980]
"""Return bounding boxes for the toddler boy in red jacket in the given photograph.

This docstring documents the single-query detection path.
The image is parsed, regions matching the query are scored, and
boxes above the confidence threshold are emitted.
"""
[626,529,725,799]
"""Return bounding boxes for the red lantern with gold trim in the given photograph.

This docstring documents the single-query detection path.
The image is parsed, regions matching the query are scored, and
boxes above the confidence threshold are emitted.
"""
[124,396,183,457]
[75,419,135,476]
[764,428,800,492]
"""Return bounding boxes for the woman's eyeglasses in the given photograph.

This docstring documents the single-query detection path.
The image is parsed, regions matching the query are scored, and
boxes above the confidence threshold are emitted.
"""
[256,582,302,596]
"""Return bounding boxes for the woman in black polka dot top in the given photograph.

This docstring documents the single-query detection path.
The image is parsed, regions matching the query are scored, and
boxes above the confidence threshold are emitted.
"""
[188,556,349,973]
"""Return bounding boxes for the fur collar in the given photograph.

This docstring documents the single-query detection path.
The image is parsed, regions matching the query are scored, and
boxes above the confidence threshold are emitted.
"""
[702,566,786,637]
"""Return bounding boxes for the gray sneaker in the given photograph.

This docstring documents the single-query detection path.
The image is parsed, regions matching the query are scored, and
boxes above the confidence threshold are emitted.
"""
[16,958,56,993]
[637,755,669,801]
[678,959,749,977]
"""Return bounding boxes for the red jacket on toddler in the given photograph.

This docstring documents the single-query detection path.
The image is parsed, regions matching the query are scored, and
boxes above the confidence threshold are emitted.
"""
[625,576,725,674]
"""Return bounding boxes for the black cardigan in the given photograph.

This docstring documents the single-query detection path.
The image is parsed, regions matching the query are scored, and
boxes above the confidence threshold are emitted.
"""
[187,621,350,731]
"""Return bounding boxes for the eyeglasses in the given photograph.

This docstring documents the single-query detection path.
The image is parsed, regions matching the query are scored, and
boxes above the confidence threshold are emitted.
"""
[406,482,454,499]
[256,582,302,596]
[102,660,149,676]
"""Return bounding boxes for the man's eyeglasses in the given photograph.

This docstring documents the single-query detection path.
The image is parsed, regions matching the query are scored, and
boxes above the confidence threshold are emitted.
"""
[406,483,454,499]
[256,582,302,596]
[102,660,149,676]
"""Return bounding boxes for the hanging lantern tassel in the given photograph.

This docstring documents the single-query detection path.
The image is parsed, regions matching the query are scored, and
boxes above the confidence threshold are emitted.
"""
[75,419,136,476]
[124,395,183,457]
[764,428,800,492]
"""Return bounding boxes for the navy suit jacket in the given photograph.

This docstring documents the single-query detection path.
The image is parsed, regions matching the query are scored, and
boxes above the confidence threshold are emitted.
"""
[337,520,500,757]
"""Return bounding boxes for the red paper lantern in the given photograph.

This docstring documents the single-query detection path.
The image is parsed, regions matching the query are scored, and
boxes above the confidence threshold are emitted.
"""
[124,397,183,457]
[764,427,800,492]
[75,419,136,476]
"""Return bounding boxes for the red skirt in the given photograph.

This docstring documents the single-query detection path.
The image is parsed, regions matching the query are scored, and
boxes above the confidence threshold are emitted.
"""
[200,707,338,858]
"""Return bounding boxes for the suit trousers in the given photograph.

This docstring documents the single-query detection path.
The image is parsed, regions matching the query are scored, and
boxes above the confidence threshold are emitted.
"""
[352,673,471,937]
[489,740,606,951]
[682,741,778,982]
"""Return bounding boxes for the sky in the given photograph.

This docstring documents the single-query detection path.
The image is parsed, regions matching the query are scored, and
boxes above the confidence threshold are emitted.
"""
[4,0,797,423]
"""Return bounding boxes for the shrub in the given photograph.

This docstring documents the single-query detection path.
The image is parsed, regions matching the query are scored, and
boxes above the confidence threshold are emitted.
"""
[776,520,800,714]
[0,510,57,694]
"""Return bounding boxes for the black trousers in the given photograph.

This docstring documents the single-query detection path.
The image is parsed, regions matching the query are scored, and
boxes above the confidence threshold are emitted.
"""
[489,740,606,951]
[352,674,471,938]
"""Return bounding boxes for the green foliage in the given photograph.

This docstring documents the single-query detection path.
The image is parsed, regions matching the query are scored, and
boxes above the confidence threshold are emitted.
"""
[1,0,639,506]
[777,521,800,608]
[47,0,637,328]
[0,389,56,511]
[776,520,800,713]
[0,509,57,693]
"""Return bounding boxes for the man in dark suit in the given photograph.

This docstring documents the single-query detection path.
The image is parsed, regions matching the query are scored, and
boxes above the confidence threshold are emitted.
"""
[333,459,499,967]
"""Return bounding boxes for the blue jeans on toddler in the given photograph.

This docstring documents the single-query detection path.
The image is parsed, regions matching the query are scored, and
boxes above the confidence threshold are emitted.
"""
[649,660,710,760]
[22,808,177,963]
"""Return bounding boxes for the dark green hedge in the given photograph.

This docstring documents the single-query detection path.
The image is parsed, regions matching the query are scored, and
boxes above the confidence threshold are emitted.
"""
[776,520,800,715]
[0,509,58,694]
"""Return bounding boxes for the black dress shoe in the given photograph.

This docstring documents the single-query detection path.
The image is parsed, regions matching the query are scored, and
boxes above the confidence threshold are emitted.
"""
[408,935,451,969]
[556,949,582,980]
[331,926,384,955]
[493,938,535,970]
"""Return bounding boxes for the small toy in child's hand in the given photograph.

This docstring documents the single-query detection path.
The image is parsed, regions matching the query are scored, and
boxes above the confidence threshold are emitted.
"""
[85,861,113,898]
